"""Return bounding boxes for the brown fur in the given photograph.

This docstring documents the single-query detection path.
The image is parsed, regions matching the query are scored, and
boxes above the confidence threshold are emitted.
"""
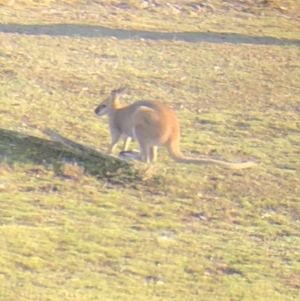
[94,88,258,169]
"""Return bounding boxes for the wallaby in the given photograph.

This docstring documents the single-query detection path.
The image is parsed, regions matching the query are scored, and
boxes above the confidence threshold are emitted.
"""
[94,88,258,169]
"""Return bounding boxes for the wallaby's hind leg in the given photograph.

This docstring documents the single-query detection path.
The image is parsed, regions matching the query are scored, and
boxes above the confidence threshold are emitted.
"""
[119,145,154,163]
[137,141,151,163]
[134,126,151,163]
[133,106,159,163]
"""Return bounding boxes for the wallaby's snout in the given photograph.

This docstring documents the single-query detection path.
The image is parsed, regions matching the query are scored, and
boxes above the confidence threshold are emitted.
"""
[94,104,107,116]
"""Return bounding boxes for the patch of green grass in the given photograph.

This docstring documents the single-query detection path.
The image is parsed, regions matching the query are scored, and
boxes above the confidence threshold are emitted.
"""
[0,2,300,301]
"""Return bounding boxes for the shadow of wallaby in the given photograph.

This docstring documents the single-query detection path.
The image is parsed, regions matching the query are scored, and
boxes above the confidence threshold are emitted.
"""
[0,23,299,46]
[0,127,139,184]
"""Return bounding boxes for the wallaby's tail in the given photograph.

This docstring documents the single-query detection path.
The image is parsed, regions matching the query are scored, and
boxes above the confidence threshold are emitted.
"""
[174,156,258,169]
[167,141,258,170]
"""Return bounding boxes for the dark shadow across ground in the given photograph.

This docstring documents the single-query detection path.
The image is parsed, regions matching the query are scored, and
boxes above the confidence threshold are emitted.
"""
[0,23,299,46]
[0,128,137,184]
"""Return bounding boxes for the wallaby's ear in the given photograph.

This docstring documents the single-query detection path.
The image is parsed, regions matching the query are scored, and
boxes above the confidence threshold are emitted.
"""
[111,87,127,96]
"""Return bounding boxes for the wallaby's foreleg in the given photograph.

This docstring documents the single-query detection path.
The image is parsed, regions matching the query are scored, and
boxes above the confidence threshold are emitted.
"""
[149,146,158,162]
[123,137,132,151]
[107,132,121,154]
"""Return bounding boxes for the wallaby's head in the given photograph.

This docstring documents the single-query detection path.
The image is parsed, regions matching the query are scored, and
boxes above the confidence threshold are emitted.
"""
[94,87,126,116]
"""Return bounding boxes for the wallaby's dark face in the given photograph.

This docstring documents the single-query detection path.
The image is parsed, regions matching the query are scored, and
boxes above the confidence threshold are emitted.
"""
[94,96,110,116]
[94,88,126,116]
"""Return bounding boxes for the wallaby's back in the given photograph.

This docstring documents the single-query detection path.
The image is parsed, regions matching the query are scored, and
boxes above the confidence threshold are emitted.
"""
[117,100,180,146]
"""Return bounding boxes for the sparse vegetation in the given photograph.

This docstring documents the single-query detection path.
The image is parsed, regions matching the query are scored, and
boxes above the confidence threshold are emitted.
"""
[0,1,299,300]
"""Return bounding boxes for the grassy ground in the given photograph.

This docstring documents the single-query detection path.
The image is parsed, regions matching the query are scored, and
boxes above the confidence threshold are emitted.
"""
[1,0,300,39]
[0,1,300,300]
